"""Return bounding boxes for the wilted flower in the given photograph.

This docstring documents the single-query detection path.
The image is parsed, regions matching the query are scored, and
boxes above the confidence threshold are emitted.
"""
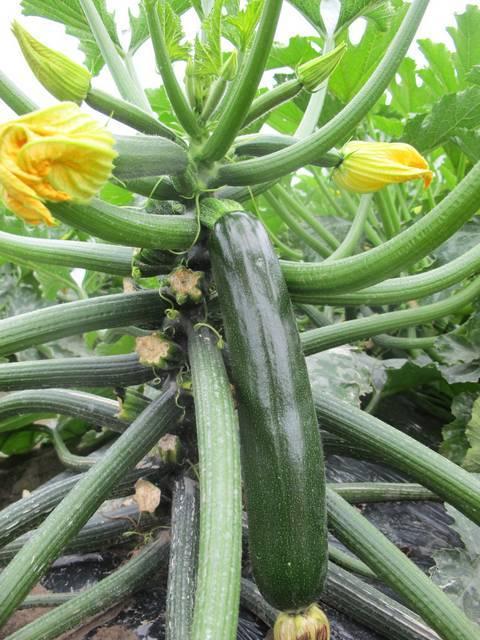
[0,102,117,225]
[273,604,330,640]
[332,140,433,193]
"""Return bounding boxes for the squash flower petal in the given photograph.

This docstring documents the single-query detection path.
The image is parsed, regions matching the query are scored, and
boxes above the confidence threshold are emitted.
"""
[332,141,433,194]
[0,102,116,225]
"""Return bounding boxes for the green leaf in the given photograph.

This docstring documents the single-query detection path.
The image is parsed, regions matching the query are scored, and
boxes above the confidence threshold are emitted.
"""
[370,114,403,138]
[434,220,480,266]
[224,0,263,51]
[447,4,480,86]
[380,359,443,397]
[0,414,54,435]
[454,129,480,164]
[128,0,191,54]
[287,0,326,35]
[267,36,321,70]
[464,397,480,471]
[307,346,377,407]
[21,0,120,76]
[434,313,480,386]
[266,100,303,135]
[336,0,396,34]
[128,5,150,55]
[157,0,191,62]
[388,58,435,117]
[99,182,134,206]
[0,264,45,319]
[329,5,407,103]
[440,392,473,466]
[0,428,45,456]
[403,87,480,152]
[417,39,458,96]
[33,266,78,302]
[467,66,480,86]
[95,334,136,356]
[193,0,223,81]
[146,87,182,130]
[430,504,480,622]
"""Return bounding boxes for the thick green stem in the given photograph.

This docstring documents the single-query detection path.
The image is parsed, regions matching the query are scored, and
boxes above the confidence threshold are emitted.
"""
[300,276,480,355]
[86,87,177,139]
[0,70,36,115]
[315,391,480,526]
[50,199,197,250]
[199,0,283,163]
[113,134,188,179]
[325,194,373,261]
[375,190,397,239]
[0,384,179,626]
[328,546,376,579]
[372,333,438,350]
[289,239,480,305]
[34,425,102,471]
[282,160,480,295]
[295,36,335,139]
[189,328,242,640]
[327,489,480,640]
[0,231,132,276]
[144,0,201,139]
[217,0,429,185]
[330,482,437,503]
[200,77,228,123]
[166,477,200,640]
[263,191,331,258]
[312,168,347,218]
[243,79,301,128]
[0,463,164,548]
[0,290,166,357]
[0,503,153,565]
[0,389,126,433]
[124,50,154,113]
[233,134,341,166]
[4,533,170,640]
[79,0,147,109]
[297,304,331,327]
[272,184,340,249]
[0,354,152,391]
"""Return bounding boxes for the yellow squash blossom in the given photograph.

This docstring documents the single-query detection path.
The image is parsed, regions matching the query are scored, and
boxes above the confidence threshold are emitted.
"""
[0,102,117,225]
[332,140,433,193]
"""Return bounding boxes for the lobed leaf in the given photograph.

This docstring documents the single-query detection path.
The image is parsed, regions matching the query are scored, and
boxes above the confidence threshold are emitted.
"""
[21,0,120,76]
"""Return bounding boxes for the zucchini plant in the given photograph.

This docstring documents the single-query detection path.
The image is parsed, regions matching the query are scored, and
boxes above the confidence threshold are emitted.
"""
[0,1,480,639]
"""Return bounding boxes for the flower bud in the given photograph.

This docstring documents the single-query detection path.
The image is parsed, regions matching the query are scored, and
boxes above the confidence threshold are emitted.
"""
[297,43,346,92]
[273,604,330,640]
[221,51,238,81]
[12,21,91,103]
[332,140,433,193]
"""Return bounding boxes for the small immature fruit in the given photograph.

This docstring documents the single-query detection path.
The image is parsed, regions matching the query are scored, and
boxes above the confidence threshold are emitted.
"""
[166,266,205,305]
[332,140,433,193]
[273,605,330,640]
